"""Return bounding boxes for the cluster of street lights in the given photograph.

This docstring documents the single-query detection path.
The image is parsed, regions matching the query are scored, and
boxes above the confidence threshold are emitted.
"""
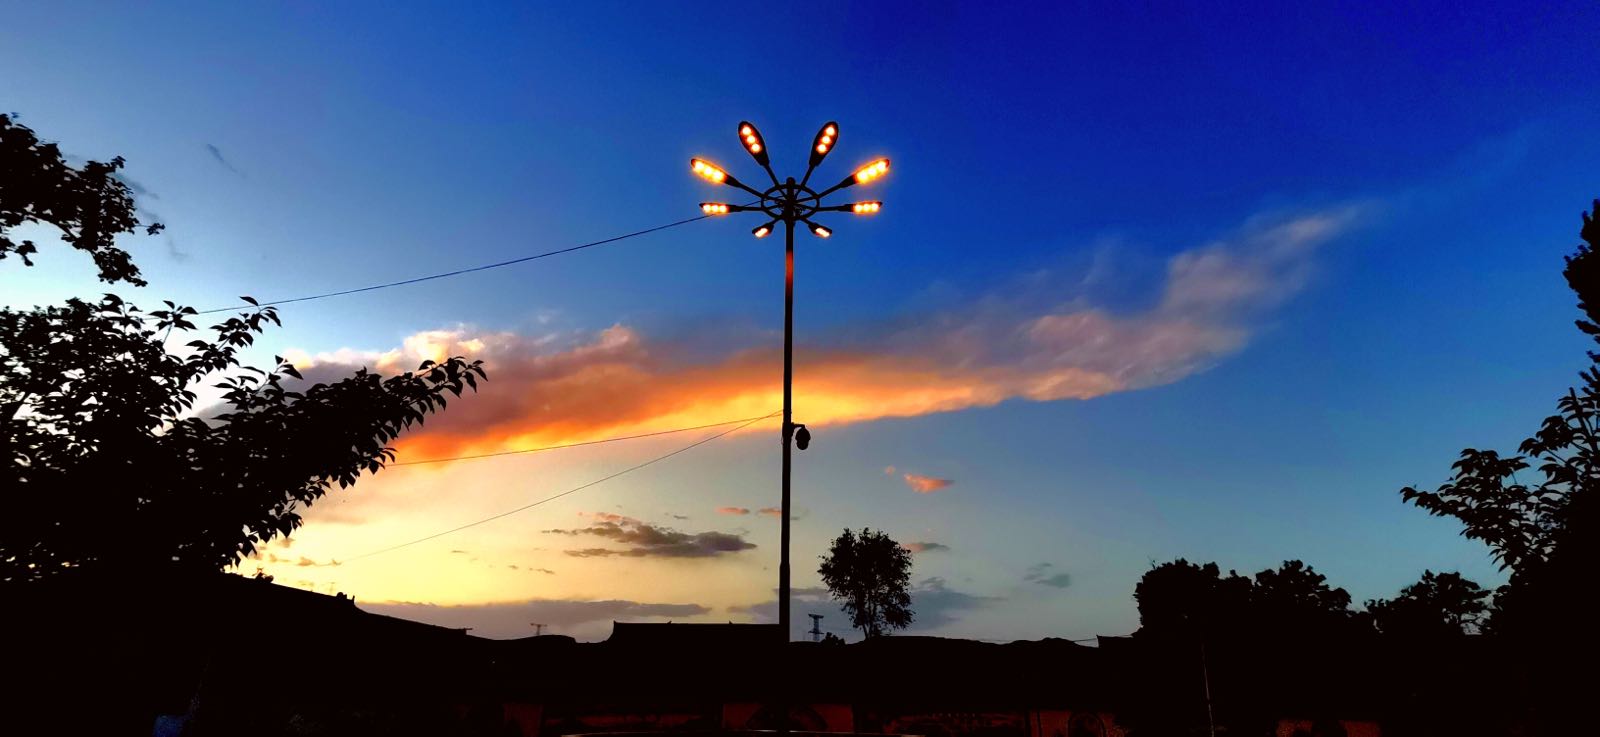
[691,123,889,249]
[689,120,891,642]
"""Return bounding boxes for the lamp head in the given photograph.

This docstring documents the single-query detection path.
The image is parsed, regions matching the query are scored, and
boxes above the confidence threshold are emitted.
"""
[852,158,890,185]
[808,121,839,170]
[738,121,770,167]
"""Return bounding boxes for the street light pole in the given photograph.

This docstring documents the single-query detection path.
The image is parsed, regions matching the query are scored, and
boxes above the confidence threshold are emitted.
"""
[689,121,890,648]
[779,215,795,642]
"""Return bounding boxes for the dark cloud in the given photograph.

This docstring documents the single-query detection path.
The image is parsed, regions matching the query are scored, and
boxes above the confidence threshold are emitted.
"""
[911,577,1003,629]
[902,541,950,554]
[133,206,188,262]
[449,549,470,555]
[546,514,756,559]
[363,598,712,640]
[163,235,190,262]
[1024,563,1072,588]
[667,513,691,521]
[205,143,245,177]
[535,568,556,575]
[112,171,157,199]
[726,587,834,619]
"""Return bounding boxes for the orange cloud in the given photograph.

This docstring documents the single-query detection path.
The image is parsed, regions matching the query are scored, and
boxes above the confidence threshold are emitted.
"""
[717,507,751,516]
[902,474,953,494]
[284,206,1362,462]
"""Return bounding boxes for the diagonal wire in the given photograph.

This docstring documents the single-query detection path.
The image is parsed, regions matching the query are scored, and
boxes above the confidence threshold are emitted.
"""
[389,414,782,467]
[341,411,779,562]
[196,212,715,314]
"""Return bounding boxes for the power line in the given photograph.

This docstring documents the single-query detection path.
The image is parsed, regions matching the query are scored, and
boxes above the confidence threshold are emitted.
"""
[342,411,779,562]
[195,212,715,314]
[389,414,779,467]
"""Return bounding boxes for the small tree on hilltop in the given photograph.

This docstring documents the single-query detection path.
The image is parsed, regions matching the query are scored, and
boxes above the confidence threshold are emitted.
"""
[818,527,914,639]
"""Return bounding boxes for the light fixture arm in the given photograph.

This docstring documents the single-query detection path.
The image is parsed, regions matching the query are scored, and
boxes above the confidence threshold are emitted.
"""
[812,176,856,200]
[725,177,768,200]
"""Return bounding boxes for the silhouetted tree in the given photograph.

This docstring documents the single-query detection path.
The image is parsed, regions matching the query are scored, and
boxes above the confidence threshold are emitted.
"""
[1364,570,1488,637]
[0,112,158,285]
[1135,558,1354,638]
[1400,200,1600,636]
[1397,199,1600,736]
[1250,559,1354,633]
[1133,558,1252,638]
[1130,560,1361,737]
[0,114,486,584]
[818,527,914,638]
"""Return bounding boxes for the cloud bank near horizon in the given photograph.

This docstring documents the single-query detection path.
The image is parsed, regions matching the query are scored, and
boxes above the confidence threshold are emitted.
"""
[284,205,1365,460]
[362,597,711,640]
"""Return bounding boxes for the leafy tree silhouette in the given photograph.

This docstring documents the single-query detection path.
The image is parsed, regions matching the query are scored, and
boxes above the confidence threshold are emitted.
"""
[818,527,914,638]
[1249,559,1354,634]
[1135,558,1353,639]
[0,113,159,285]
[1128,559,1361,737]
[0,113,486,584]
[1364,570,1489,637]
[1397,198,1600,736]
[1133,558,1252,638]
[1399,200,1600,634]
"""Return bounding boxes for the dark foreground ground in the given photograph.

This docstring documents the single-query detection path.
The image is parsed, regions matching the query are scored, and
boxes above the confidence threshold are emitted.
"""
[3,572,1561,737]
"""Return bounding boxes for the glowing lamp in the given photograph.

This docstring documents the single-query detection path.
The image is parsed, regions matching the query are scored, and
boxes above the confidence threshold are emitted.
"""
[690,158,729,184]
[807,221,832,238]
[737,121,771,167]
[700,202,731,215]
[850,201,882,215]
[752,221,775,239]
[807,120,840,170]
[853,158,889,185]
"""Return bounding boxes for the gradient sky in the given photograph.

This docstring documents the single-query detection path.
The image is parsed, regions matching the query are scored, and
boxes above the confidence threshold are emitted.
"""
[6,2,1600,641]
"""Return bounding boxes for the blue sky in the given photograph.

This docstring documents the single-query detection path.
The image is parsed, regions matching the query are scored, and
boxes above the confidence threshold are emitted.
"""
[5,1,1599,640]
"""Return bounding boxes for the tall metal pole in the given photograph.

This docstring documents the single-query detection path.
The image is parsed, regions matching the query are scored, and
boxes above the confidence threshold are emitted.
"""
[778,215,795,645]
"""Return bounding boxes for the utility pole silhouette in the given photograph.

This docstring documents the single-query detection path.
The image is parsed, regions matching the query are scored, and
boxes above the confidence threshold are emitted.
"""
[808,613,824,642]
[530,623,547,636]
